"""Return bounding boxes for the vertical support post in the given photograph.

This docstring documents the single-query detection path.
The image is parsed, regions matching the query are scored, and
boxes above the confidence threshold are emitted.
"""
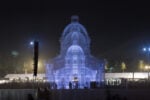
[33,41,39,77]
[32,40,39,90]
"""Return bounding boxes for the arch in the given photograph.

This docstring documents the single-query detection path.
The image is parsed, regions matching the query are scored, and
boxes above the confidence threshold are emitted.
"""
[66,44,84,56]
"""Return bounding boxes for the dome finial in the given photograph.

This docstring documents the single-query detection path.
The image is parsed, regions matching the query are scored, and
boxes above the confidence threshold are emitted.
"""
[71,15,79,23]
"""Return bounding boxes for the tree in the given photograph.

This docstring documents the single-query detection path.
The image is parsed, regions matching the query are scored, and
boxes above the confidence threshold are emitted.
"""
[121,62,126,72]
[139,60,144,71]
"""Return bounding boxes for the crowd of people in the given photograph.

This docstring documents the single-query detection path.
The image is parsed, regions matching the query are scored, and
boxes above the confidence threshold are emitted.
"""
[0,80,150,89]
[0,81,50,89]
[0,81,150,100]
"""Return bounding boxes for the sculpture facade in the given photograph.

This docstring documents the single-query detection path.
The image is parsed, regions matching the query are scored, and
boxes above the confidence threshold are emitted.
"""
[46,16,104,89]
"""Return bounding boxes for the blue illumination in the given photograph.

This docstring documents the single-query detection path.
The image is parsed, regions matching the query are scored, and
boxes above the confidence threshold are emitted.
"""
[143,48,146,51]
[30,41,34,45]
[46,16,104,89]
[148,48,150,51]
[143,47,150,52]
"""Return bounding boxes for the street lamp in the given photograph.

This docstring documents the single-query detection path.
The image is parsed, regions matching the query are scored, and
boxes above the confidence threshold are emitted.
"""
[143,47,150,52]
[142,47,150,63]
[145,65,150,70]
[30,41,34,46]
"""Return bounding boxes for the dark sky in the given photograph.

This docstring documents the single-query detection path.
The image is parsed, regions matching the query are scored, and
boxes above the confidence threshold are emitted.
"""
[0,0,150,62]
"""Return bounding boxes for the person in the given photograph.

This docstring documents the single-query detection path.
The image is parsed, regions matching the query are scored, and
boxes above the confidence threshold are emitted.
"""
[54,82,57,89]
[69,81,72,89]
[85,81,88,89]
[75,82,78,89]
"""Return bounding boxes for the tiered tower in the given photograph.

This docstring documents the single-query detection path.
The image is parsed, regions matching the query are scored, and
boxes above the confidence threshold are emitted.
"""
[46,16,104,89]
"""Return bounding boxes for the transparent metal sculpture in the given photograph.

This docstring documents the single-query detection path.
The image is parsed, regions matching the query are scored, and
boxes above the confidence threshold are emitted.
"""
[46,16,104,89]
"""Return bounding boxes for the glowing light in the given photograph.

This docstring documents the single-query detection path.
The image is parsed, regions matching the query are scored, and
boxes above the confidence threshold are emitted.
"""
[145,65,150,70]
[30,41,34,45]
[143,47,150,52]
[46,16,104,89]
[148,48,150,51]
[11,51,19,57]
[143,48,146,51]
[0,80,6,84]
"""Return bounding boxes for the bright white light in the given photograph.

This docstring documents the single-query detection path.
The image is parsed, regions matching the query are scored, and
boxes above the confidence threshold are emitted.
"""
[30,41,34,45]
[0,80,6,84]
[143,48,146,51]
[134,73,148,78]
[148,48,150,51]
[145,65,150,70]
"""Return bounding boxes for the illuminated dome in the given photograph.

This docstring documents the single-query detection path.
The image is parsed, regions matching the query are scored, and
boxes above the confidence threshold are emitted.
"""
[67,44,84,55]
[46,16,104,89]
[60,15,91,55]
[62,15,89,39]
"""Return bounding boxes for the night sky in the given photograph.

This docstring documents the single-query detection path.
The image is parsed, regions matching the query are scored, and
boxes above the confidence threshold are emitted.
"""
[0,0,150,66]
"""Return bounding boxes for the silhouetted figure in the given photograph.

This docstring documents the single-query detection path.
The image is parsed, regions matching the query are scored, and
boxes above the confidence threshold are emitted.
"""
[54,82,57,89]
[85,81,88,89]
[74,82,78,89]
[69,81,72,89]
